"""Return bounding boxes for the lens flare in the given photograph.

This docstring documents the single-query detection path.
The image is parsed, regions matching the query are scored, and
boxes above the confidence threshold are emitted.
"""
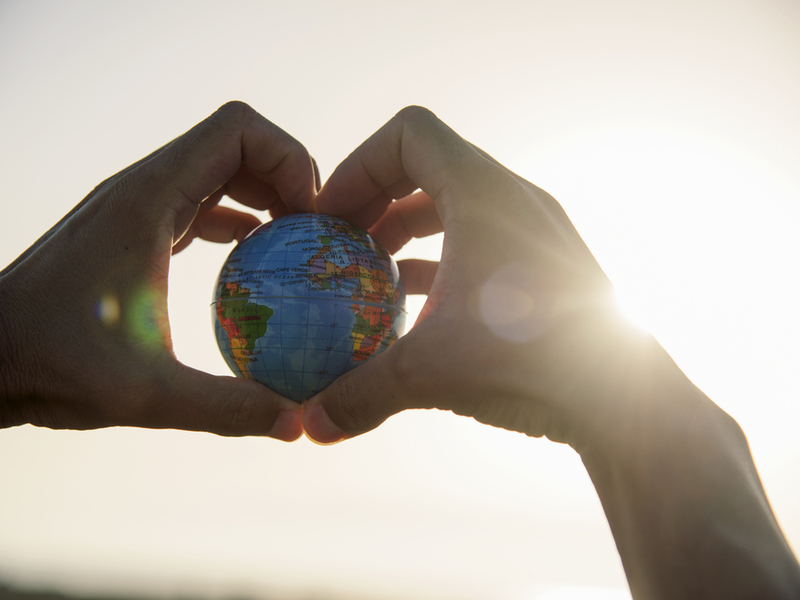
[126,288,170,351]
[95,294,121,327]
[472,264,546,343]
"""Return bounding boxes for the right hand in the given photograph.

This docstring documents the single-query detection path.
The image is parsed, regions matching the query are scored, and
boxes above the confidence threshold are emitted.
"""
[302,106,698,452]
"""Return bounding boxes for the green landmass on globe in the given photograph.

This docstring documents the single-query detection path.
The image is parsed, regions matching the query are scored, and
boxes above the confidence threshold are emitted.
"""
[215,282,274,374]
[211,213,407,402]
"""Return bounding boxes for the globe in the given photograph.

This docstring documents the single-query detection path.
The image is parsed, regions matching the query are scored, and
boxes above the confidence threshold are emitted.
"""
[211,212,407,402]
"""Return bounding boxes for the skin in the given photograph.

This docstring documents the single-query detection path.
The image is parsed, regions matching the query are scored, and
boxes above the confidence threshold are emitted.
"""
[0,101,316,440]
[2,103,799,598]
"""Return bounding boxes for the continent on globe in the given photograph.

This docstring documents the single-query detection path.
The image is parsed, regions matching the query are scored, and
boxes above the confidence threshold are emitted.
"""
[214,282,274,374]
[351,304,397,362]
[211,213,406,402]
[305,233,401,362]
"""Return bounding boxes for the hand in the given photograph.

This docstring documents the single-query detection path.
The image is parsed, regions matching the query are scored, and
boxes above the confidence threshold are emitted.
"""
[0,102,316,439]
[299,108,800,597]
[301,106,695,452]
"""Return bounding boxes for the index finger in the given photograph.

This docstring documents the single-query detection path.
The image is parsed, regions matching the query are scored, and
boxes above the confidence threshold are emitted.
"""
[140,102,318,220]
[315,106,494,225]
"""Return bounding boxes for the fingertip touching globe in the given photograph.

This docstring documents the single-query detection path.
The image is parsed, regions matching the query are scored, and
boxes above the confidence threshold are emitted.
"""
[211,213,407,402]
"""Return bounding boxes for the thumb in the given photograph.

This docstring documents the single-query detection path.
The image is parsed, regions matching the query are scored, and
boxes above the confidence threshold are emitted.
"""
[153,363,305,440]
[301,339,422,444]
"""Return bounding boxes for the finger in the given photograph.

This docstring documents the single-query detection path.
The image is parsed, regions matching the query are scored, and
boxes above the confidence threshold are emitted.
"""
[397,259,439,295]
[172,205,261,254]
[302,336,425,443]
[341,194,393,231]
[222,153,321,211]
[302,318,472,443]
[367,190,442,253]
[134,102,317,234]
[312,156,322,192]
[150,363,304,440]
[302,304,531,444]
[219,164,285,212]
[315,106,490,224]
[269,202,292,220]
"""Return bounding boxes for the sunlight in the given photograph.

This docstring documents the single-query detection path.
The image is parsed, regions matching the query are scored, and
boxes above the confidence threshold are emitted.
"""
[613,286,656,334]
[509,121,798,348]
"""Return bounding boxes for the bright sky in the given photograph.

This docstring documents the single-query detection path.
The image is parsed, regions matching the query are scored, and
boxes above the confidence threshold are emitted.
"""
[1,1,799,599]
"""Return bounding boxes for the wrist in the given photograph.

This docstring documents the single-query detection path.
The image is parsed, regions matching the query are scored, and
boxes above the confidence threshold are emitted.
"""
[573,326,717,457]
[0,275,15,423]
[579,374,749,497]
[580,373,800,598]
[523,305,694,453]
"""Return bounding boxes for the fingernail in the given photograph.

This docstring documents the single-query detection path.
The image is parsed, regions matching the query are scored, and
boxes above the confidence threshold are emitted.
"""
[268,410,303,442]
[303,403,348,445]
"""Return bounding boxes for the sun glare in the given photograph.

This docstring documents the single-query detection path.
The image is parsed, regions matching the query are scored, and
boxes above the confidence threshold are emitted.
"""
[613,287,655,333]
[509,120,798,351]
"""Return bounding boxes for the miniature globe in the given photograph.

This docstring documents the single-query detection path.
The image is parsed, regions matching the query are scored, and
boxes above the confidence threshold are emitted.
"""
[211,212,407,402]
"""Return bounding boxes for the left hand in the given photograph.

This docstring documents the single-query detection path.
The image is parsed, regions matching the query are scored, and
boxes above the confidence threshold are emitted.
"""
[0,102,316,439]
[299,106,670,453]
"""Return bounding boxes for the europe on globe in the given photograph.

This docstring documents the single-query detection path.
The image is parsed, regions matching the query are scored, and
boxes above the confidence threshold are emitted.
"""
[211,212,407,402]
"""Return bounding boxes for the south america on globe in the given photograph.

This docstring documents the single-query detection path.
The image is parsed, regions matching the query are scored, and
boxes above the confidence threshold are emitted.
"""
[211,212,407,402]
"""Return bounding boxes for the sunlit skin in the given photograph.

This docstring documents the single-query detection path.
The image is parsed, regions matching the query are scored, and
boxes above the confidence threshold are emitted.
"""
[1,103,799,599]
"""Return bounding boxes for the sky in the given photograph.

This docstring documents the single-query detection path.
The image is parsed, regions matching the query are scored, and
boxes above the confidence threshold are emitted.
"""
[1,1,799,599]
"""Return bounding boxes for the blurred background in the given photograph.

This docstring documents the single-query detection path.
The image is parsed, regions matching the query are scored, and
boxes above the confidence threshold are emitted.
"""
[1,1,799,599]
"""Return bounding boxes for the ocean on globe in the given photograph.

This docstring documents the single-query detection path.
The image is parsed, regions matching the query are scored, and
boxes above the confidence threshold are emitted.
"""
[211,212,407,402]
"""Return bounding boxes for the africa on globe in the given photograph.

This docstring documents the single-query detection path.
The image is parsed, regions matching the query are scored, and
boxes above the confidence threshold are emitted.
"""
[211,212,406,402]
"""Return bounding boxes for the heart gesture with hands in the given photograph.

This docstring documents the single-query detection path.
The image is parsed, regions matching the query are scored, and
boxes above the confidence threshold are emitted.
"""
[2,103,798,599]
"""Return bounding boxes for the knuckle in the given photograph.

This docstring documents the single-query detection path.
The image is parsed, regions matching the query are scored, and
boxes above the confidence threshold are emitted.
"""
[213,388,260,436]
[279,132,311,164]
[326,373,378,434]
[395,105,437,122]
[386,337,417,397]
[196,390,258,436]
[214,100,254,124]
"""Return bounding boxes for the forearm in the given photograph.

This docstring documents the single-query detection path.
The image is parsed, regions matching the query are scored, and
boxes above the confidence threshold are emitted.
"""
[581,373,800,599]
[0,275,18,423]
[0,273,14,399]
[0,269,36,427]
